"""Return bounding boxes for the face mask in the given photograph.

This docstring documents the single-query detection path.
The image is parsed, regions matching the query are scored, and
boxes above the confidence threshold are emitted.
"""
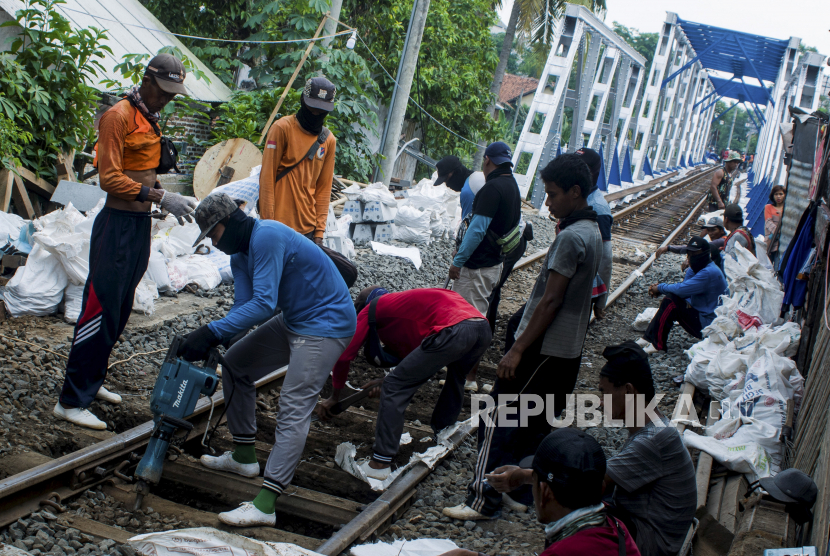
[296,97,328,135]
[689,251,711,273]
[215,209,255,255]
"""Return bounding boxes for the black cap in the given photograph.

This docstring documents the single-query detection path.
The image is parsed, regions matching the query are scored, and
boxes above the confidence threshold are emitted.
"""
[519,429,606,490]
[434,155,463,186]
[484,142,514,166]
[574,147,602,186]
[760,469,817,507]
[724,203,744,223]
[686,236,710,253]
[302,76,336,111]
[145,54,188,96]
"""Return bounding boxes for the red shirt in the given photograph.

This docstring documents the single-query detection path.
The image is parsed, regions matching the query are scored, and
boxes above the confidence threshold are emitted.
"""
[332,288,484,388]
[541,517,641,556]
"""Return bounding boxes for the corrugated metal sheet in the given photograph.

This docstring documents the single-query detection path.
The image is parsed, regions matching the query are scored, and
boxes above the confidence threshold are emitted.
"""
[0,0,231,102]
[779,160,812,255]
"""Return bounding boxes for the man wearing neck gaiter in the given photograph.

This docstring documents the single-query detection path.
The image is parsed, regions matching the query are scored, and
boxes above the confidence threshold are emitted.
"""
[636,237,728,354]
[178,193,355,527]
[259,77,337,244]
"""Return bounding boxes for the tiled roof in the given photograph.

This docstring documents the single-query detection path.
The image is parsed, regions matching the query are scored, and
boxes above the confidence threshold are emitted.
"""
[499,73,539,105]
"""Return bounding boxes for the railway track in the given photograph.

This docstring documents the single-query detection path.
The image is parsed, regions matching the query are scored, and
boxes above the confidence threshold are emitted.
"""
[0,166,719,554]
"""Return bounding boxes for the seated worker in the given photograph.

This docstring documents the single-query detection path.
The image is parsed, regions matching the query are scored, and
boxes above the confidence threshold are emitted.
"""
[636,237,728,354]
[654,217,726,258]
[486,343,695,556]
[448,429,640,556]
[723,203,756,257]
[444,154,601,521]
[597,342,697,556]
[575,147,613,318]
[179,193,356,527]
[318,286,491,480]
[434,155,486,219]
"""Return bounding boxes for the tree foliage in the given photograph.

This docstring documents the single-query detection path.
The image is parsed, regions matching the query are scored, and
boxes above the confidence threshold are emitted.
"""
[712,101,762,154]
[0,114,32,171]
[0,0,109,179]
[612,22,659,75]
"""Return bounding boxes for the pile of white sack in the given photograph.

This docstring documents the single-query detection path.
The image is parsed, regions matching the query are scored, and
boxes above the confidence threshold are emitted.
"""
[681,242,803,480]
[339,179,461,246]
[1,200,231,322]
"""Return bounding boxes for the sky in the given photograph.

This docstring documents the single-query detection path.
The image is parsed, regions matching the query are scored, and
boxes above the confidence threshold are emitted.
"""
[497,0,830,56]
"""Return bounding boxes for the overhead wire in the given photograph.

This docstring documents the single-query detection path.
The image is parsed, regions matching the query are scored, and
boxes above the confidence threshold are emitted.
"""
[55,5,480,148]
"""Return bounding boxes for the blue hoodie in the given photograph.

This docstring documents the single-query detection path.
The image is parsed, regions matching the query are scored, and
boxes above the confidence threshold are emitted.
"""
[208,220,356,341]
[657,262,728,327]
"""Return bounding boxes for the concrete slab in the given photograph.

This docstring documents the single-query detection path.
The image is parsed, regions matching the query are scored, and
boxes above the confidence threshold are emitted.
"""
[50,181,107,212]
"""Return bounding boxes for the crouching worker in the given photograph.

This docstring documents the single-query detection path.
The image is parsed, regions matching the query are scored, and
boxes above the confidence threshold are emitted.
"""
[598,342,696,556]
[637,237,727,354]
[318,287,492,480]
[179,193,356,527]
[444,429,640,556]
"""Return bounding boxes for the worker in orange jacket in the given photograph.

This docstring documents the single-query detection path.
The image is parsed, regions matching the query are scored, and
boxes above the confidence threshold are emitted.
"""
[259,77,337,244]
[55,54,196,430]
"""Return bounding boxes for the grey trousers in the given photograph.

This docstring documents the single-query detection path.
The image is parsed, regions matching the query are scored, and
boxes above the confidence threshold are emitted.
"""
[222,314,352,493]
[372,318,492,463]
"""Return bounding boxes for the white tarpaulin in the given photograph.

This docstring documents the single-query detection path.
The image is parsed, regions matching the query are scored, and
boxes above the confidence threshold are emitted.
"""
[351,539,459,556]
[370,242,422,270]
[130,528,324,556]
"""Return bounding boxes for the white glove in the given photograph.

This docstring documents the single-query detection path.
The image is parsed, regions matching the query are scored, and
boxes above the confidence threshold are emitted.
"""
[159,191,197,225]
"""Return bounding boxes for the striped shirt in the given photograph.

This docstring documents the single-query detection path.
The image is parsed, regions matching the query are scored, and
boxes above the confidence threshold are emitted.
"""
[608,415,696,556]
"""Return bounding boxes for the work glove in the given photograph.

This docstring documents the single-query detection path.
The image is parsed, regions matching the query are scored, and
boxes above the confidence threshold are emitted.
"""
[177,325,221,362]
[159,191,197,225]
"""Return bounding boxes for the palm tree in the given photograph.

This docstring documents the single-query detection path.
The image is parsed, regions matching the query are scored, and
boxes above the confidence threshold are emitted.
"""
[474,0,605,164]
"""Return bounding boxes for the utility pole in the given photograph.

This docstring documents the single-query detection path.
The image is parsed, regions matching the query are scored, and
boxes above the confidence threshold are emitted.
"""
[376,0,431,185]
[317,0,343,68]
[726,104,738,150]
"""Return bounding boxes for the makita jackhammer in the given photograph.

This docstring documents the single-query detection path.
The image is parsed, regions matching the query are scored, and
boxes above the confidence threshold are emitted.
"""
[133,335,220,510]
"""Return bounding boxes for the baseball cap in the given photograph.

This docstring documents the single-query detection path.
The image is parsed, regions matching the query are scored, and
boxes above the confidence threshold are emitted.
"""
[484,142,514,166]
[434,155,463,186]
[724,203,744,223]
[193,193,241,247]
[145,54,188,96]
[702,216,725,231]
[686,236,710,253]
[302,76,336,111]
[519,429,606,491]
[760,468,817,516]
[574,148,602,185]
[725,151,742,162]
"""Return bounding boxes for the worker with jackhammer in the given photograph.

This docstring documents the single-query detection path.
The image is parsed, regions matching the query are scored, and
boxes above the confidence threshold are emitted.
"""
[179,193,355,527]
[54,54,197,430]
[318,286,492,480]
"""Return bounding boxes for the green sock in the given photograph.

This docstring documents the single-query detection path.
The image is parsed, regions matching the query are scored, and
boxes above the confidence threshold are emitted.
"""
[252,488,278,514]
[232,444,257,464]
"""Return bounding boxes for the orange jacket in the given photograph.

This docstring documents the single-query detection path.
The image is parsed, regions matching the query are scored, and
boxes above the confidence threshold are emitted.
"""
[259,115,336,238]
[93,100,160,201]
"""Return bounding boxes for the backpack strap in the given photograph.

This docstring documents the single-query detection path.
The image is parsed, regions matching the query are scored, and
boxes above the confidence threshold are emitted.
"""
[368,296,379,327]
[274,127,330,184]
[609,516,627,556]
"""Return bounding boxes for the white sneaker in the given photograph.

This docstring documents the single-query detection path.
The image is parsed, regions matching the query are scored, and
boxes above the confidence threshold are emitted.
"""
[464,380,479,393]
[502,493,528,513]
[359,460,391,480]
[96,386,122,404]
[643,343,658,355]
[218,502,275,527]
[480,384,493,394]
[443,504,492,520]
[200,451,260,478]
[635,338,650,348]
[53,402,106,430]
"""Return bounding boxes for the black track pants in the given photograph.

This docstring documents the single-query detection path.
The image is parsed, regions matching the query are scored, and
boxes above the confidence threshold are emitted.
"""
[59,208,151,408]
